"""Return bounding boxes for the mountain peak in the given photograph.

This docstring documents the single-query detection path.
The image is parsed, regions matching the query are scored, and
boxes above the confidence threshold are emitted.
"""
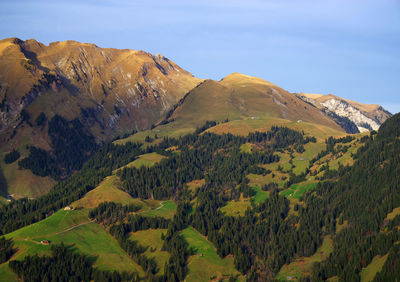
[221,72,276,87]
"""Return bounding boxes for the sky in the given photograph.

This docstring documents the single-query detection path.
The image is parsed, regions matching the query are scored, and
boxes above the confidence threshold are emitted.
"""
[0,0,399,113]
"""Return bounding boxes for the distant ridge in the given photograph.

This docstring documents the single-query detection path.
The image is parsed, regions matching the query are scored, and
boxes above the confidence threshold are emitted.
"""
[297,93,392,133]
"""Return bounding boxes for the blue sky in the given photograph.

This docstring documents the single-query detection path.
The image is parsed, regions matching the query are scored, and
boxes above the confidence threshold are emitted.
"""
[1,0,399,113]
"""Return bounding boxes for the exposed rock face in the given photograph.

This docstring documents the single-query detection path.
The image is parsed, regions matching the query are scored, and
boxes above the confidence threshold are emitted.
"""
[320,99,379,132]
[297,93,392,133]
[0,37,201,143]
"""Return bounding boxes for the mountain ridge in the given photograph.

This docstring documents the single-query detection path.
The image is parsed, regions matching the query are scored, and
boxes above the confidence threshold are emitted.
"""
[0,37,393,199]
[297,92,392,133]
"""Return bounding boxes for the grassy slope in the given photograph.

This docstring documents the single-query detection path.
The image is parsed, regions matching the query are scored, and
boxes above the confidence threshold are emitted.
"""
[220,200,251,217]
[71,175,139,209]
[360,253,389,282]
[280,181,318,199]
[130,229,170,274]
[128,152,166,168]
[386,206,400,221]
[180,227,242,281]
[73,152,166,210]
[116,152,167,171]
[276,236,333,280]
[141,200,177,219]
[207,117,344,141]
[253,186,269,204]
[0,150,56,199]
[114,74,346,146]
[220,186,269,217]
[3,209,145,279]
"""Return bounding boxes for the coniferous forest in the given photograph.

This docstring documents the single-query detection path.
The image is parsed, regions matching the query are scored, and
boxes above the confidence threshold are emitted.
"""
[1,115,400,281]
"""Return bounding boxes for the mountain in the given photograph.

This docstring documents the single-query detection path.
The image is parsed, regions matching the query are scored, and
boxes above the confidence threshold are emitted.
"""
[168,73,343,129]
[0,38,200,139]
[297,93,392,133]
[0,38,392,200]
[0,38,200,198]
[121,73,347,144]
[0,38,399,282]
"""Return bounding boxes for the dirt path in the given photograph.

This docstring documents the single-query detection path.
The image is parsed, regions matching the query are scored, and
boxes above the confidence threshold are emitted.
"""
[154,201,165,210]
[55,220,95,235]
[135,201,165,215]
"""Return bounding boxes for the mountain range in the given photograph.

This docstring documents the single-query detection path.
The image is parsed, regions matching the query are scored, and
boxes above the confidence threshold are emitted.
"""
[0,38,399,282]
[0,38,392,199]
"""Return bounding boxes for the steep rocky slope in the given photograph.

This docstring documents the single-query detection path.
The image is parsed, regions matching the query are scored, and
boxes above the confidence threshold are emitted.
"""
[297,93,392,133]
[0,37,201,144]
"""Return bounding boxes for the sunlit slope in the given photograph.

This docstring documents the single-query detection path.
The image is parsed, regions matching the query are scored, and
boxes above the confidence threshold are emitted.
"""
[2,209,145,277]
[169,73,342,130]
[117,73,345,144]
[0,37,201,136]
[0,37,201,198]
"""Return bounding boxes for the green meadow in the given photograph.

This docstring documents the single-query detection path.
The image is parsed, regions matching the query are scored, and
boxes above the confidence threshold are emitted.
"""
[180,227,242,281]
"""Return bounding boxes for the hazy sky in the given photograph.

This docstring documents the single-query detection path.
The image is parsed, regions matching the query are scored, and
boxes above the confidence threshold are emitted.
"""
[1,0,399,113]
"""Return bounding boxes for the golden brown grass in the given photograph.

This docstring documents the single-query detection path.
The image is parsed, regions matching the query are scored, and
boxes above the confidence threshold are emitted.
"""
[71,175,141,209]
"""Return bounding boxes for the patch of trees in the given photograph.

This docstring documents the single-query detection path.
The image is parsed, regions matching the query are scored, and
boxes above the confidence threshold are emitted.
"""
[20,109,32,126]
[9,243,139,282]
[161,201,192,281]
[0,237,15,263]
[284,172,306,188]
[309,135,355,165]
[18,115,99,179]
[89,202,141,226]
[247,126,316,149]
[35,112,47,126]
[18,146,60,177]
[189,189,317,276]
[119,131,279,200]
[325,135,355,152]
[109,223,158,275]
[0,142,144,234]
[48,115,98,175]
[194,120,217,134]
[126,215,170,232]
[4,149,20,164]
[91,200,190,280]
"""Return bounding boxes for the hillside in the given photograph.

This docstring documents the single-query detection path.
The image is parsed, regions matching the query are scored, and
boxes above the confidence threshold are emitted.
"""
[116,73,349,146]
[1,112,400,280]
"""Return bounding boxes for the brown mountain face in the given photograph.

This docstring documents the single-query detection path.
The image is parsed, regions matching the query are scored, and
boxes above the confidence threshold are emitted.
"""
[0,37,201,146]
[167,73,344,132]
[0,38,201,199]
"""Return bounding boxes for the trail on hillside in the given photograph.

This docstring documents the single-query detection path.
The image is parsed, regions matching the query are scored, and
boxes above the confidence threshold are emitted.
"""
[55,220,95,235]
